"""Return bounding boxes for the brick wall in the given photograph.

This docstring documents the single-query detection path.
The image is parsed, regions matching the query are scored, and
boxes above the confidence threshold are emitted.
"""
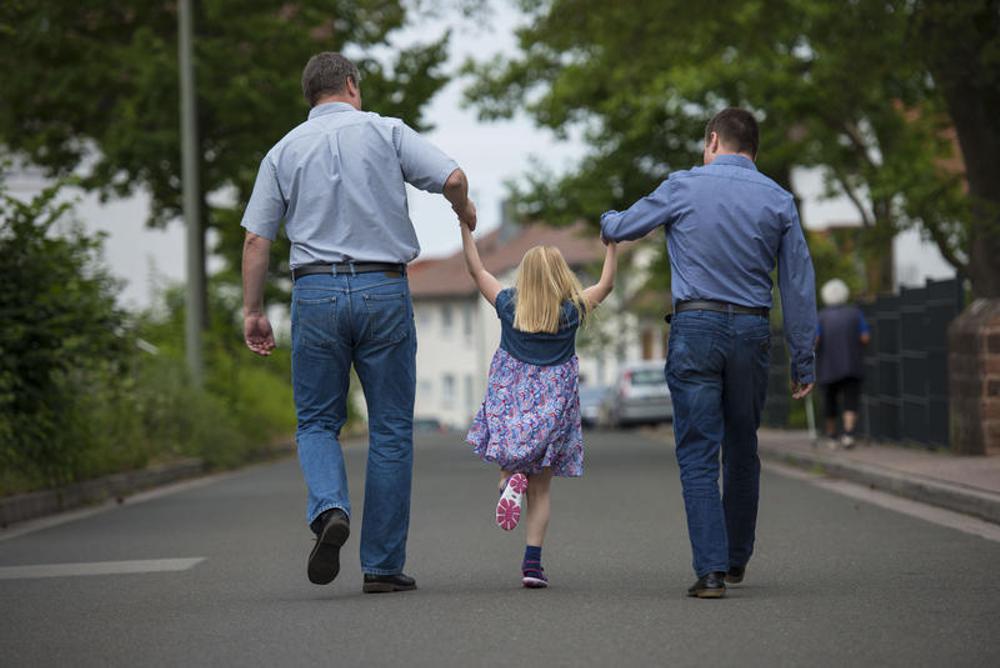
[948,299,1000,454]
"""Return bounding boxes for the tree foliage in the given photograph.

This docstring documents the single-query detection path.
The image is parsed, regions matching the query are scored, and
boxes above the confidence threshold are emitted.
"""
[0,0,452,291]
[0,178,303,492]
[0,181,131,484]
[465,0,998,297]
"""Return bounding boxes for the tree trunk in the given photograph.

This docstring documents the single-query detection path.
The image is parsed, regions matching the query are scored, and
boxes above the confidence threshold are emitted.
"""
[948,100,1000,299]
[920,0,1000,298]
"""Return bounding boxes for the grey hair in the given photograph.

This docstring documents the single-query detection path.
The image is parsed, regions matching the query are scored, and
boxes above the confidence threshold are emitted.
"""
[301,52,361,107]
[821,278,850,306]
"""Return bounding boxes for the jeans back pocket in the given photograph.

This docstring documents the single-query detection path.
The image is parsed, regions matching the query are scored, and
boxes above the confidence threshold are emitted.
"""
[293,294,339,350]
[364,291,410,346]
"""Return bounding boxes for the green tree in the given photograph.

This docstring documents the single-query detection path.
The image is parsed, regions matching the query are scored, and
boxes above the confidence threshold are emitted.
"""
[0,0,451,297]
[915,0,1000,298]
[465,0,995,297]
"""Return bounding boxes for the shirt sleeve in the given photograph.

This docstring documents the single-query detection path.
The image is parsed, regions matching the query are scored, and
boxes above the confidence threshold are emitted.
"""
[600,178,675,241]
[241,156,286,241]
[858,310,871,336]
[494,288,513,321]
[777,199,818,384]
[396,122,459,194]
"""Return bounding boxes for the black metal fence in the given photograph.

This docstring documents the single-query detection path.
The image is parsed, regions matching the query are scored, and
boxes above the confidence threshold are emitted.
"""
[762,332,791,428]
[860,278,964,448]
[762,277,963,448]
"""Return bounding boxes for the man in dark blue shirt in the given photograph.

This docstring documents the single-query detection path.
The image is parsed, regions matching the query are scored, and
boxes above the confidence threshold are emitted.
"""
[601,108,817,598]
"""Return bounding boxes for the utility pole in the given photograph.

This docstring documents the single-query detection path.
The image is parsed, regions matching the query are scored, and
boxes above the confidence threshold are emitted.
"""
[178,0,205,386]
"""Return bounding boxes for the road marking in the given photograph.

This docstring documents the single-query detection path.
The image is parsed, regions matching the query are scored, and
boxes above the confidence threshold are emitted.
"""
[0,557,205,580]
[765,461,1000,543]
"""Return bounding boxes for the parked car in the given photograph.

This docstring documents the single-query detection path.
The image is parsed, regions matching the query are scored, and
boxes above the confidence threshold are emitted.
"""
[607,361,673,427]
[579,385,611,429]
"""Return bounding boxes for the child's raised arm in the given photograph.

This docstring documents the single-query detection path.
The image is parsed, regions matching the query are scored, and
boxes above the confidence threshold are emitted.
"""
[460,222,502,305]
[583,242,618,309]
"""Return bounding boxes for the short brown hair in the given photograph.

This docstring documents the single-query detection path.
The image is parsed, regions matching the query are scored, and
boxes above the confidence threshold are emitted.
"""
[301,52,361,107]
[705,108,759,157]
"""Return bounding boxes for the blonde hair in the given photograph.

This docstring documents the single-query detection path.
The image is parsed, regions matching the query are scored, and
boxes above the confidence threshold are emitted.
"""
[513,246,589,333]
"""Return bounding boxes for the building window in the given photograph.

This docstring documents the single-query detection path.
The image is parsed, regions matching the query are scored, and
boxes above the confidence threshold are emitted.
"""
[418,379,433,399]
[464,374,474,412]
[442,304,453,334]
[442,374,456,408]
[416,304,433,329]
[462,303,474,339]
[641,328,654,360]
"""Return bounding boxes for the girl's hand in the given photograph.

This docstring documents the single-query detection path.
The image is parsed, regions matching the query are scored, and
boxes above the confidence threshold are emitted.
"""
[455,199,477,230]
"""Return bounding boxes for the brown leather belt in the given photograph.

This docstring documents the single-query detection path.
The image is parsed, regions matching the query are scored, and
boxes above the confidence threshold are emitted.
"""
[292,262,406,282]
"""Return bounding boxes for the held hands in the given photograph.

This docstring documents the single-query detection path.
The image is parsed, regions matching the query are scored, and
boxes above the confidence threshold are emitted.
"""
[455,198,477,231]
[244,312,276,356]
[791,381,814,400]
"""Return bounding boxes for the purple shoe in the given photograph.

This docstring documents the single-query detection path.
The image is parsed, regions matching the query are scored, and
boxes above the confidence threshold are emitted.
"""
[522,561,548,588]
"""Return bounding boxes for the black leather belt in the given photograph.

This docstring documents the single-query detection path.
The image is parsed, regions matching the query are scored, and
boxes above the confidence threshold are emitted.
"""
[292,262,406,281]
[667,299,769,322]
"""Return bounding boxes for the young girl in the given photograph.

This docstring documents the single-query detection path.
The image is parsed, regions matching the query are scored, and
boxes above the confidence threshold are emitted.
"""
[460,221,617,588]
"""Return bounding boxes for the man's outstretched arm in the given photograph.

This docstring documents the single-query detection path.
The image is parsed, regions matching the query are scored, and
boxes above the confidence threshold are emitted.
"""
[444,168,477,231]
[242,231,275,357]
[600,179,674,242]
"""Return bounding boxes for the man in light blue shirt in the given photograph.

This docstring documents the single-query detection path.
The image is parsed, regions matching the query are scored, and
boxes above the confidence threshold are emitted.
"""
[241,52,476,593]
[601,108,817,599]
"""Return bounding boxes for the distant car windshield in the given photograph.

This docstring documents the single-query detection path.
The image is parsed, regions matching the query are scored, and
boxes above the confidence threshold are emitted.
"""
[629,369,665,386]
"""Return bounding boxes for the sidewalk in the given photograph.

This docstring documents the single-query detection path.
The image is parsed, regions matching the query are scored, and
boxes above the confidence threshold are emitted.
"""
[757,429,1000,525]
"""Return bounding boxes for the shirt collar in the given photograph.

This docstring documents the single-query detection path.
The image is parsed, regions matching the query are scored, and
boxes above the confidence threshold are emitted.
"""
[711,154,757,171]
[308,102,357,120]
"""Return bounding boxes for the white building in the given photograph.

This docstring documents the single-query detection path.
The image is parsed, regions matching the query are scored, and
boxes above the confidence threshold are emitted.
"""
[408,220,659,428]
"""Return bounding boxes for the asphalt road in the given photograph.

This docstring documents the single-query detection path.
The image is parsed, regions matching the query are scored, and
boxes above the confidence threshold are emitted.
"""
[2,429,999,667]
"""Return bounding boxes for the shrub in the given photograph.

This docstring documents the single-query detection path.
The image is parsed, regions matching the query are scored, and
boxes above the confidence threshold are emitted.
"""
[0,181,298,495]
[0,182,132,487]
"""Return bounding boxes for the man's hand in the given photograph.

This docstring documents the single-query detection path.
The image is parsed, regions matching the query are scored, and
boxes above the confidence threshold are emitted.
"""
[455,198,477,231]
[244,312,276,356]
[791,381,814,400]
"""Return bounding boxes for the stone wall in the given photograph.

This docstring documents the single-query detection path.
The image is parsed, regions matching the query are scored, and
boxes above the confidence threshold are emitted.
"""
[948,299,1000,455]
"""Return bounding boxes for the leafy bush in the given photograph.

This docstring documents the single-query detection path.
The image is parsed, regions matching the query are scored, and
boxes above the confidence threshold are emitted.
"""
[0,181,297,495]
[0,183,132,486]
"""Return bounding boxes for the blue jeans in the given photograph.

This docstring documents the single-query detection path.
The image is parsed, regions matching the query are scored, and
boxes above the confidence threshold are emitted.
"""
[291,272,416,576]
[666,310,771,577]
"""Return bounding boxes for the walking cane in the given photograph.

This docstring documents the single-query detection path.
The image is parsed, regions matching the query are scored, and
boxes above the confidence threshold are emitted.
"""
[804,392,817,445]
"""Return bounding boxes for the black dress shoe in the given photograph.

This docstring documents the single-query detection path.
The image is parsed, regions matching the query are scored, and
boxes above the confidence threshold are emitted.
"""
[687,571,726,598]
[726,565,746,585]
[307,509,350,585]
[363,573,417,594]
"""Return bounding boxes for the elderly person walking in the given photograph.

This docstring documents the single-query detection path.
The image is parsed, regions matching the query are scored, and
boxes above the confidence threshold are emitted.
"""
[601,108,817,599]
[241,52,476,593]
[816,278,871,449]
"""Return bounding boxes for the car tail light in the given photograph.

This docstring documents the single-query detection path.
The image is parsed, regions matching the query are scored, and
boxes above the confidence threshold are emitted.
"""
[619,371,632,399]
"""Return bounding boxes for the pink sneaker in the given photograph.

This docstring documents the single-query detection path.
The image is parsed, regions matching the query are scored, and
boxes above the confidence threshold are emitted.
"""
[496,473,528,531]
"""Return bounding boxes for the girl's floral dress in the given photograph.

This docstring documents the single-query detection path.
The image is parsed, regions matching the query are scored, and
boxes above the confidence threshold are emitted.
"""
[466,289,584,477]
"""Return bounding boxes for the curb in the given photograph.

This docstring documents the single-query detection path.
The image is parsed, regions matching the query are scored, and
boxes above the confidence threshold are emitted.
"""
[758,444,1000,525]
[0,459,205,528]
